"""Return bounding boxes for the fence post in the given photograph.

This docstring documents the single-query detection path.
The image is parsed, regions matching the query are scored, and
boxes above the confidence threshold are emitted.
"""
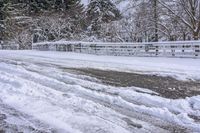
[182,45,185,53]
[163,45,166,56]
[171,45,175,56]
[94,44,97,54]
[79,43,82,53]
[155,45,159,56]
[71,44,74,52]
[195,45,199,57]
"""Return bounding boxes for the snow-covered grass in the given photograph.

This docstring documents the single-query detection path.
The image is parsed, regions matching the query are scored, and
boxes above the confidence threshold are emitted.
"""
[0,50,200,132]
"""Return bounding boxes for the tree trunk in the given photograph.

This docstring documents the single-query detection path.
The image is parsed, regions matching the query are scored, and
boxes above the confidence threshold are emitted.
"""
[193,31,199,40]
[183,32,186,41]
[153,0,158,42]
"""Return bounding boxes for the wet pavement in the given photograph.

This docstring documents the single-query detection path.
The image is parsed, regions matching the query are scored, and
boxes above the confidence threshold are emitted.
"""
[64,68,200,99]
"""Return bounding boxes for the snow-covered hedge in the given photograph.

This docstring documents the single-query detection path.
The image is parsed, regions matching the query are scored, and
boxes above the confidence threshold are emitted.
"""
[33,40,200,58]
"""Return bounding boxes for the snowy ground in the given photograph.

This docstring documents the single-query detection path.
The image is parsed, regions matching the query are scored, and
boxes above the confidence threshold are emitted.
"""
[0,50,200,133]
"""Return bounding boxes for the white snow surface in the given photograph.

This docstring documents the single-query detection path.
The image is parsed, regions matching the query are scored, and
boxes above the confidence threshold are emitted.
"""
[0,50,200,132]
[1,50,200,80]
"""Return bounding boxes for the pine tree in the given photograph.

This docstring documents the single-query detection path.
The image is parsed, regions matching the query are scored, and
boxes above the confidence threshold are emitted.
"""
[86,0,121,34]
[31,0,85,43]
[24,0,52,13]
[0,0,12,41]
[0,0,4,41]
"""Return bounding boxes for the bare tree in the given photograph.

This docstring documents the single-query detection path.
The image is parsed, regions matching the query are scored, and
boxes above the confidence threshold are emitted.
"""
[159,0,200,40]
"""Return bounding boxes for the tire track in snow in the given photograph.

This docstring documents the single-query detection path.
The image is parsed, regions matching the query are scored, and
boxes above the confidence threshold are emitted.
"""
[0,62,133,133]
[0,99,59,133]
[0,59,190,132]
[0,58,198,132]
[0,60,170,132]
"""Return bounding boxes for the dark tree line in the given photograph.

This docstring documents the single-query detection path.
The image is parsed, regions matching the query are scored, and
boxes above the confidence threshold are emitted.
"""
[0,0,120,49]
[1,0,199,49]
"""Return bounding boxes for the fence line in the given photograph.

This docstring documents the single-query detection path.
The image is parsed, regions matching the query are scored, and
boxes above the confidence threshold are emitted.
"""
[0,44,19,50]
[33,41,200,58]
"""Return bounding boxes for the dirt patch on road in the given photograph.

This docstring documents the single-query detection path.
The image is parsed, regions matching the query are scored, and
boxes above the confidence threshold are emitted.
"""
[64,68,200,99]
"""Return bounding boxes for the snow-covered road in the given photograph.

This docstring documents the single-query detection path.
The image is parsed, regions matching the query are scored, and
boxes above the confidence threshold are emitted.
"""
[0,50,200,133]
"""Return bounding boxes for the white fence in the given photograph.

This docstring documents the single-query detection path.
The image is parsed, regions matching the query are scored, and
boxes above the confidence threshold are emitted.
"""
[33,41,200,58]
[0,43,19,50]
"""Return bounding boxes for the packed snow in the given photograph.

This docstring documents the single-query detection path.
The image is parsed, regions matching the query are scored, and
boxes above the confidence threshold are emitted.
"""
[0,50,200,132]
[2,50,200,80]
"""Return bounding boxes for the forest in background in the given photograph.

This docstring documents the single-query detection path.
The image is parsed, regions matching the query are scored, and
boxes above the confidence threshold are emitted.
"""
[0,0,200,49]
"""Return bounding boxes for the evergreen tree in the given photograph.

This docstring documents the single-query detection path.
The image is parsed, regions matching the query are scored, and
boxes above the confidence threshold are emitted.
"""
[0,0,11,41]
[86,0,121,34]
[31,0,85,43]
[24,0,52,13]
[0,0,4,41]
[19,0,82,13]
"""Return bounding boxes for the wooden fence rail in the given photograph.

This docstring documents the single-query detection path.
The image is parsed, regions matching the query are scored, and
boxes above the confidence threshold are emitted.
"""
[33,41,200,58]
